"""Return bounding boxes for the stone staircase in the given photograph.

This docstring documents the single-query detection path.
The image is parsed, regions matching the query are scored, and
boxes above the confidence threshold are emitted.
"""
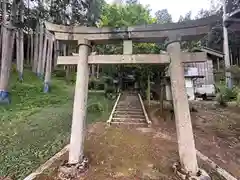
[109,91,150,127]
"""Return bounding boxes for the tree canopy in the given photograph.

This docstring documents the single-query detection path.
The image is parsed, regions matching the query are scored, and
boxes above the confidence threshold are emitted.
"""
[2,0,240,56]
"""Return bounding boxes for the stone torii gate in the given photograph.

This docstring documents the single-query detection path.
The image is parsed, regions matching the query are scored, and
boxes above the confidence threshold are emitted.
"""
[45,15,219,177]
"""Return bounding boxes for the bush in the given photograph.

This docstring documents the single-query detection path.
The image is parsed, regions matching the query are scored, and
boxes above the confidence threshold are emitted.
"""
[87,102,104,113]
[215,82,240,105]
[95,83,105,90]
[216,92,227,106]
[53,69,66,78]
[88,78,105,90]
[104,87,117,100]
[88,80,95,90]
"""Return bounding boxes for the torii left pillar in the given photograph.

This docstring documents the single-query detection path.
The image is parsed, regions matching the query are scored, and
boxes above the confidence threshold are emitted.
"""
[69,39,90,164]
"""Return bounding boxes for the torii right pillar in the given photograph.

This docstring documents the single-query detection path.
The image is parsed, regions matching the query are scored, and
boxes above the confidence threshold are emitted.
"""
[166,35,198,175]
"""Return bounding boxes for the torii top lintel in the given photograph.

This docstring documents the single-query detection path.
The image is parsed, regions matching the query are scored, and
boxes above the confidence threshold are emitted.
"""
[45,15,220,43]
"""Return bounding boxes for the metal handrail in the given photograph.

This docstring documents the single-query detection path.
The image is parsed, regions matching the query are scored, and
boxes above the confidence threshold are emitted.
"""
[138,93,152,125]
[107,93,121,124]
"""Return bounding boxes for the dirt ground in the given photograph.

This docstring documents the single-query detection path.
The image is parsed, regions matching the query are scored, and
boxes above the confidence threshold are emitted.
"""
[34,121,226,180]
[32,100,240,180]
[35,123,180,180]
[148,100,240,178]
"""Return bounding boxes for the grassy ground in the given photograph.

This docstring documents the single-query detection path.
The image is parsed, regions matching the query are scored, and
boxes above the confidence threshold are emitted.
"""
[0,70,113,179]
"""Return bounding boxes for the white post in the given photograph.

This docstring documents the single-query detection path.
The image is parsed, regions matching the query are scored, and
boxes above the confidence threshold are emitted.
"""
[44,39,53,93]
[69,39,90,164]
[166,36,198,175]
[223,0,232,88]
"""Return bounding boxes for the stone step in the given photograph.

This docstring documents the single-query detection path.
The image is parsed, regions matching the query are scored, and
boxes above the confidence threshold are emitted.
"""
[113,113,145,117]
[114,109,144,114]
[114,110,144,114]
[116,108,142,111]
[118,103,140,106]
[112,117,146,122]
[116,108,142,110]
[110,122,148,128]
[109,92,147,128]
[113,116,146,122]
[117,105,142,107]
[116,105,142,109]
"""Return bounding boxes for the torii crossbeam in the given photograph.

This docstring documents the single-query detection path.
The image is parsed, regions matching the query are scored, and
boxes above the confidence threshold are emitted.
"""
[57,52,206,65]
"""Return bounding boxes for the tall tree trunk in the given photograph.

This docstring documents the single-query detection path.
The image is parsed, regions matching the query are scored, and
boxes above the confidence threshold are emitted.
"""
[37,23,44,78]
[44,39,53,93]
[33,25,39,73]
[0,0,14,103]
[27,33,31,65]
[63,44,70,81]
[30,32,34,66]
[41,33,48,76]
[16,0,24,81]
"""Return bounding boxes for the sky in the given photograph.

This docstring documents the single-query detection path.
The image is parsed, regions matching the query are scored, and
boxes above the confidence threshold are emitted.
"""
[105,0,215,22]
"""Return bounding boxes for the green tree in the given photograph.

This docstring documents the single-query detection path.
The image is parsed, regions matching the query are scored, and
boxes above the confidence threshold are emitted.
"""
[96,2,161,98]
[178,11,192,22]
[97,2,158,55]
[155,9,172,24]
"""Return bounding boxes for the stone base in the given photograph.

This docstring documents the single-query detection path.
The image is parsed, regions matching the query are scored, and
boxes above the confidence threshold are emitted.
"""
[173,162,211,180]
[58,157,89,180]
[43,82,50,93]
[0,91,10,104]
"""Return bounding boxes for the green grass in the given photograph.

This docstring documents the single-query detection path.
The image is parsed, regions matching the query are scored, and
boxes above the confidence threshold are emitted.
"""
[0,70,113,179]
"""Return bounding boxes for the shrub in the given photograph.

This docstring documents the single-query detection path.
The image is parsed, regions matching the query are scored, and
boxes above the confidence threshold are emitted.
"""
[104,87,117,100]
[87,102,104,113]
[88,80,95,90]
[53,69,66,78]
[96,83,105,90]
[215,82,240,105]
[88,78,106,90]
[216,92,227,106]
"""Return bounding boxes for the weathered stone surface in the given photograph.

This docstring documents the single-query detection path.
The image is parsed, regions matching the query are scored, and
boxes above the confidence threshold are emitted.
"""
[141,166,168,180]
[45,15,220,43]
[58,157,89,180]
